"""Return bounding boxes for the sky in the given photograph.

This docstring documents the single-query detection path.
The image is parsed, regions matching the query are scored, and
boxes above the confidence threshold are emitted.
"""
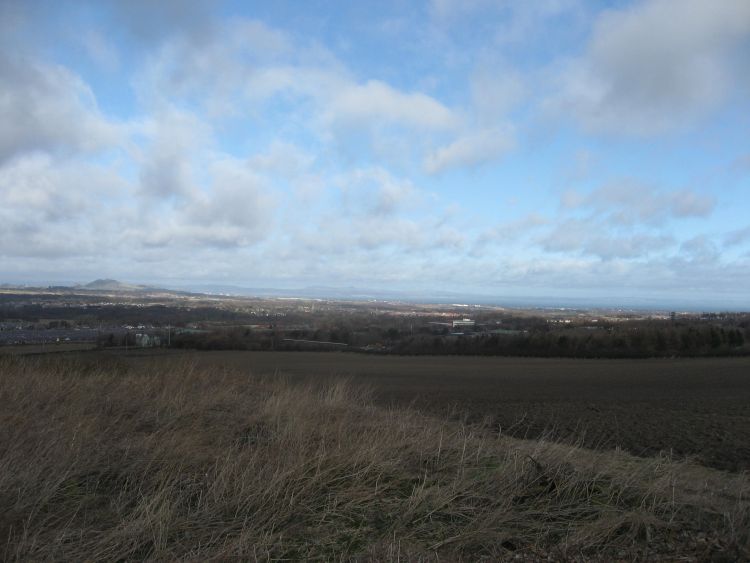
[1,0,749,307]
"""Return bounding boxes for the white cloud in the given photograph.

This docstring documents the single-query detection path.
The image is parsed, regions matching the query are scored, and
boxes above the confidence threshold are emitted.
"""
[0,53,120,164]
[136,19,461,168]
[247,141,314,178]
[534,179,716,262]
[476,213,549,246]
[0,154,130,258]
[540,219,675,259]
[336,167,423,217]
[547,0,750,135]
[470,64,525,121]
[562,181,715,225]
[326,80,459,131]
[2,4,747,300]
[424,127,514,174]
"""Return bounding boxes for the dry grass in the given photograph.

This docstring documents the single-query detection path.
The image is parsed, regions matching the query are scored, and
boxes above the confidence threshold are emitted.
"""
[0,355,747,561]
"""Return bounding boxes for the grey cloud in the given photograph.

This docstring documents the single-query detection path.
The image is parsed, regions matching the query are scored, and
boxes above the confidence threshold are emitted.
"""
[191,162,274,231]
[548,0,750,135]
[0,54,120,164]
[669,190,716,218]
[136,19,295,114]
[730,153,750,175]
[724,226,750,247]
[107,0,215,43]
[137,158,276,250]
[137,110,211,200]
[679,235,720,262]
[139,150,193,201]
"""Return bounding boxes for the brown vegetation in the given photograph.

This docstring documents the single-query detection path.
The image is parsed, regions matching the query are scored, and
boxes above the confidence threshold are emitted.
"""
[126,350,750,472]
[1,355,748,560]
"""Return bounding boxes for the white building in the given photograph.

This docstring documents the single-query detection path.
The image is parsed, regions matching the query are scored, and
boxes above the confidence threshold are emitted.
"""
[452,318,475,329]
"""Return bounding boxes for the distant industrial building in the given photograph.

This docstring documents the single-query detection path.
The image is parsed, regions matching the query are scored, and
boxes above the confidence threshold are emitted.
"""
[452,318,475,329]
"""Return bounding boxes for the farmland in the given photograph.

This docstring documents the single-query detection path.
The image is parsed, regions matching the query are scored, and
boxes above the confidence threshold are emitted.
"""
[109,349,750,472]
[3,289,750,554]
[1,353,748,560]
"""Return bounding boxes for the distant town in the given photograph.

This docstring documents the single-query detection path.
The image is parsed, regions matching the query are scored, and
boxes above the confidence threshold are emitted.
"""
[1,280,747,358]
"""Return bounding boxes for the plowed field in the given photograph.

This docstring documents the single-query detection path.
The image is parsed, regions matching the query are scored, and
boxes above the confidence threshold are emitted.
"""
[109,350,750,471]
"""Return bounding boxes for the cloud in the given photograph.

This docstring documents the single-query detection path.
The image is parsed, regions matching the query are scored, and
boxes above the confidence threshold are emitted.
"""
[562,181,715,225]
[679,235,720,263]
[132,155,276,250]
[137,109,212,201]
[325,80,459,131]
[725,226,750,247]
[0,53,120,164]
[277,167,460,260]
[547,0,750,135]
[336,167,423,218]
[430,0,496,20]
[0,154,94,223]
[470,64,525,121]
[730,153,750,175]
[248,141,314,178]
[81,30,119,71]
[136,19,459,166]
[424,127,515,174]
[191,159,275,233]
[476,214,549,247]
[430,0,578,31]
[0,153,130,258]
[540,219,674,259]
[1,3,747,299]
[536,179,714,261]
[136,18,295,113]
[107,0,215,43]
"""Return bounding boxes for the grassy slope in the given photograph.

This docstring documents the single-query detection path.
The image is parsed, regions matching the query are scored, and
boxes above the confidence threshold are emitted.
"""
[0,355,747,561]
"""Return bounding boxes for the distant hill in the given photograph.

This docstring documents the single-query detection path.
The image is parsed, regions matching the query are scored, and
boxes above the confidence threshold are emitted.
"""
[83,279,144,291]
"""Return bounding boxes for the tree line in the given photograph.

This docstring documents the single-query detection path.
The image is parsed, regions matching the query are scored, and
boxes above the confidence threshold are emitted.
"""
[162,320,749,359]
